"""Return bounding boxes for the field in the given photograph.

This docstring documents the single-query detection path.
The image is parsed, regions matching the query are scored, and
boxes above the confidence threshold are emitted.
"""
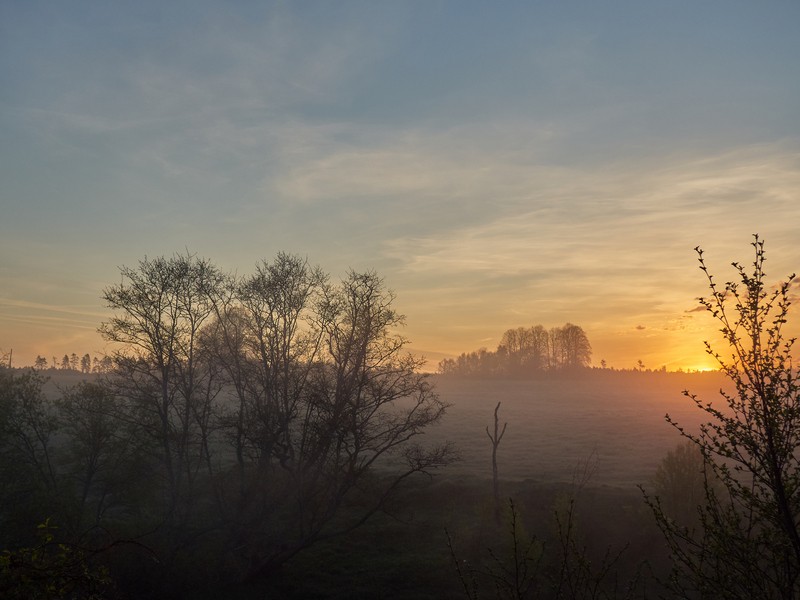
[41,368,726,489]
[422,370,727,487]
[30,368,730,598]
[256,370,729,599]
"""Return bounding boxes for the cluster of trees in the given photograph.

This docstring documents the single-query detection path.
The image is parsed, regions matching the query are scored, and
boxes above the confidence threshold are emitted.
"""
[438,323,591,377]
[0,252,453,596]
[32,353,114,373]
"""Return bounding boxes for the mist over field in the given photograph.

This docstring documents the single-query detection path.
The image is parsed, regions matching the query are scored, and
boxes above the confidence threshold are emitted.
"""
[1,363,734,598]
[38,368,725,488]
[427,371,727,487]
[38,368,726,488]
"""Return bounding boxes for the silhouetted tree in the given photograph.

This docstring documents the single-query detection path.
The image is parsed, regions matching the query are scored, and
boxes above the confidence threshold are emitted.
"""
[0,368,60,536]
[96,252,453,582]
[486,402,507,523]
[498,325,550,375]
[558,323,592,369]
[91,356,112,374]
[226,266,454,580]
[439,323,591,377]
[99,252,226,529]
[644,236,800,599]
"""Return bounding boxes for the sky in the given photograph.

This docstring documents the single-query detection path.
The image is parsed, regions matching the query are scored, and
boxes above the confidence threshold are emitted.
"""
[1,1,799,372]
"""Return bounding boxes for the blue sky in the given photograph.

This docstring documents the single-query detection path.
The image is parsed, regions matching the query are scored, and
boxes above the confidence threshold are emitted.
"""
[1,1,799,369]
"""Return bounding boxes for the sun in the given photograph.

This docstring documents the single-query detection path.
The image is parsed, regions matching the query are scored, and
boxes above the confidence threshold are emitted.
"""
[685,365,717,373]
[673,358,719,373]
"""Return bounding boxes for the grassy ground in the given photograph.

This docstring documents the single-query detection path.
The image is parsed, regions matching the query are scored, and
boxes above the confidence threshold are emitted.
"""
[424,371,728,486]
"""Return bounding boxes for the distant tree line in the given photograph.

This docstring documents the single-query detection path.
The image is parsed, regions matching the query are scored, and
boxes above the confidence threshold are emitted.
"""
[31,353,114,373]
[438,323,592,377]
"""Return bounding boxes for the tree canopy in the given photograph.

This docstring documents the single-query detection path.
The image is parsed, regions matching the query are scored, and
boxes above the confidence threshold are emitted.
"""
[438,323,592,377]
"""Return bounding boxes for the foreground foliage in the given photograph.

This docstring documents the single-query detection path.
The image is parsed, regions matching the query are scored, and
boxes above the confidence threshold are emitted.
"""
[448,480,646,600]
[644,236,800,599]
[0,519,111,600]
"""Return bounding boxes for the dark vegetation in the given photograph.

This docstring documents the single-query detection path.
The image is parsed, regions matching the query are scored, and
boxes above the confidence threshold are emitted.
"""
[1,236,798,598]
[643,237,800,599]
[28,353,114,374]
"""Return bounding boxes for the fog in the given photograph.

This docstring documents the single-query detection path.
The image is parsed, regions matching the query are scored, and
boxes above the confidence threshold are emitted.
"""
[429,371,727,486]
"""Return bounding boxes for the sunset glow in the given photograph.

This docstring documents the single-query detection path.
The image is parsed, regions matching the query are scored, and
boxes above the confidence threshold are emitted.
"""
[1,2,799,371]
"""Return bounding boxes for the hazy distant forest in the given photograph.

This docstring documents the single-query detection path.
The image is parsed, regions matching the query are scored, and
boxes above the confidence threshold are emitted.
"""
[437,323,592,377]
[2,237,800,599]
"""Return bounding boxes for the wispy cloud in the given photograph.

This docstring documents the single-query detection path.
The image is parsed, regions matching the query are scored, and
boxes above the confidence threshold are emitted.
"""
[0,297,105,327]
[381,141,800,277]
[2,1,799,368]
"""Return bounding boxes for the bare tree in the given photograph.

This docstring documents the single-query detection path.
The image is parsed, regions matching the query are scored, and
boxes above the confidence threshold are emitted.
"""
[199,253,327,530]
[235,269,454,580]
[554,323,592,370]
[499,326,549,375]
[487,401,507,524]
[99,252,226,525]
[110,255,458,580]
